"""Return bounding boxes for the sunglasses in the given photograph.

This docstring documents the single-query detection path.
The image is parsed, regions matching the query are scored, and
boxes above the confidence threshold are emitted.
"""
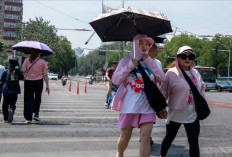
[178,54,195,60]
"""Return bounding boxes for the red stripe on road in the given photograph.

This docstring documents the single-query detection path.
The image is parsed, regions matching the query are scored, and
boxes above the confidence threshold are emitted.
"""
[208,101,232,109]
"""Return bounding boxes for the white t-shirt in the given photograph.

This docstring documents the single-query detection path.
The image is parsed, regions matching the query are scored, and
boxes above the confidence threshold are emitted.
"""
[120,63,154,114]
[155,59,162,70]
[166,70,197,124]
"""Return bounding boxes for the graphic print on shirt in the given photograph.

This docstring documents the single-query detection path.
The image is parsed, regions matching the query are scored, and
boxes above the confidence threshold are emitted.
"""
[188,76,197,105]
[128,65,154,93]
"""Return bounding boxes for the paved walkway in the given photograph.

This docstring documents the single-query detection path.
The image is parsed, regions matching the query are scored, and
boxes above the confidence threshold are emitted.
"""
[0,80,231,157]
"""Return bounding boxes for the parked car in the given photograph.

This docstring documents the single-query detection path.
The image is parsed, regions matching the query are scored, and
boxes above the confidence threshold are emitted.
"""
[216,80,232,92]
[85,75,92,79]
[48,73,58,80]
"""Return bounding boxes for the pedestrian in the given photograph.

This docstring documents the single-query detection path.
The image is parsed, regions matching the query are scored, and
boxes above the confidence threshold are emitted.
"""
[0,58,23,123]
[148,43,162,70]
[104,61,117,108]
[22,49,50,123]
[102,76,106,83]
[0,64,5,112]
[61,75,67,86]
[147,42,166,145]
[111,34,166,157]
[160,46,205,157]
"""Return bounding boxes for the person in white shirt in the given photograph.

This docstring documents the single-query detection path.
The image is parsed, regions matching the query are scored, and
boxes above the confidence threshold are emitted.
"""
[148,44,162,70]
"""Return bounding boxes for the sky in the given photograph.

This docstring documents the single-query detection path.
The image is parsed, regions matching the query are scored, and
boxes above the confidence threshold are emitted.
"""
[22,0,232,54]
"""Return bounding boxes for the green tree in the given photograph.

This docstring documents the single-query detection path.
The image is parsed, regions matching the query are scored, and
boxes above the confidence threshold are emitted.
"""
[15,17,76,75]
[159,34,204,68]
[77,42,131,76]
[209,34,232,76]
[49,40,76,75]
[0,41,8,65]
[15,17,61,54]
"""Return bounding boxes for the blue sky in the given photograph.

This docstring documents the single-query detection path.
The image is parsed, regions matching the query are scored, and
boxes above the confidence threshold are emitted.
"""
[23,0,232,53]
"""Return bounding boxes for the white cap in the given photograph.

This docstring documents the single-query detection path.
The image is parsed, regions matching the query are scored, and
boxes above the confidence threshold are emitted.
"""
[177,46,195,55]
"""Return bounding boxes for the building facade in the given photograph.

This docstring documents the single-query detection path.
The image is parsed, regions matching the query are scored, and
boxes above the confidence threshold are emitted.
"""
[0,0,23,46]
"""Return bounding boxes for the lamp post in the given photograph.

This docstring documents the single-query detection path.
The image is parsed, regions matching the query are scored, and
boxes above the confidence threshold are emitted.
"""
[217,42,231,80]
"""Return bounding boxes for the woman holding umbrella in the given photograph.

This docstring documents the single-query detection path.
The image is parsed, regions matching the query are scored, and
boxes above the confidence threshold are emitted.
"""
[111,34,166,157]
[22,49,50,123]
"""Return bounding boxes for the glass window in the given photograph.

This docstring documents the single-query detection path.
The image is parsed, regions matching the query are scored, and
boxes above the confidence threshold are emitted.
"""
[3,31,16,37]
[4,14,21,20]
[5,40,15,45]
[4,22,17,28]
[5,0,22,3]
[5,5,22,11]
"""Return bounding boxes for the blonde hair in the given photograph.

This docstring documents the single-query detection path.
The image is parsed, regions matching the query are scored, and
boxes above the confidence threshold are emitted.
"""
[166,61,175,68]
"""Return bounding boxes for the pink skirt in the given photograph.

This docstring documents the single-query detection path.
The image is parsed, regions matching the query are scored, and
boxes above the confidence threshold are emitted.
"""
[119,113,156,129]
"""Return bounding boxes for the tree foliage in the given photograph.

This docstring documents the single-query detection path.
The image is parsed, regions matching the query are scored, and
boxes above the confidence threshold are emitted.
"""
[15,17,75,75]
[159,34,232,76]
[79,34,232,77]
[77,42,131,76]
[15,17,232,77]
[15,17,60,53]
[48,40,76,75]
[0,41,8,65]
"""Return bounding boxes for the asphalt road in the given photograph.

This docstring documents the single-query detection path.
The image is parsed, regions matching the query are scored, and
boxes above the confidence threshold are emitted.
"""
[0,79,231,157]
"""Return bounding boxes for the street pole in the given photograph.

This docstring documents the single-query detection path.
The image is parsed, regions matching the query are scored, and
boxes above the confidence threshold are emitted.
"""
[217,42,231,80]
[229,49,231,80]
[102,0,104,13]
[120,0,124,60]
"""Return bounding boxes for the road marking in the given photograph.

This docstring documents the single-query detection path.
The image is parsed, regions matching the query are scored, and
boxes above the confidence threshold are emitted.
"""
[208,101,232,108]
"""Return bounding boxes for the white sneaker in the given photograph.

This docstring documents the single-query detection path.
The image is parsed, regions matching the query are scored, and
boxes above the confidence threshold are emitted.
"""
[33,116,41,121]
[104,102,108,106]
[105,106,111,109]
[26,120,32,124]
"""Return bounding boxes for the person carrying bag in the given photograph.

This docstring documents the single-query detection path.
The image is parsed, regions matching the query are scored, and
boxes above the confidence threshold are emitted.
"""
[160,46,207,157]
[180,68,210,120]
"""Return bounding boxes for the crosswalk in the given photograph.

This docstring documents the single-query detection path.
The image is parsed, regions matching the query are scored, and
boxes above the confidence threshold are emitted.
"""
[0,80,232,157]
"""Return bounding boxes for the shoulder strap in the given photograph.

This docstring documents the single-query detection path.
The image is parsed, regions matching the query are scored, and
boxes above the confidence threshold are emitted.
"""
[7,69,11,80]
[180,68,201,97]
[24,58,40,78]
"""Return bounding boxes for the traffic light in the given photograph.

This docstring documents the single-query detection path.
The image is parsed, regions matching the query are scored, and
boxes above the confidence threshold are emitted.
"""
[0,42,3,51]
[99,51,106,55]
[214,45,219,53]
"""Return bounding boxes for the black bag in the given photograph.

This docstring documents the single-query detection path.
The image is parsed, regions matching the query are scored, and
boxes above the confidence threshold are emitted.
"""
[6,69,19,89]
[137,62,167,113]
[180,68,210,120]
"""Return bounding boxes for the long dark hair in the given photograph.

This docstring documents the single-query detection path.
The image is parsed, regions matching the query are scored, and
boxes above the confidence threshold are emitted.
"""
[29,49,41,63]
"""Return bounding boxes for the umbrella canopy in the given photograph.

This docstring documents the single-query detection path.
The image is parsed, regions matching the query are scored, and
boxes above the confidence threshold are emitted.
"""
[12,41,54,56]
[89,6,172,42]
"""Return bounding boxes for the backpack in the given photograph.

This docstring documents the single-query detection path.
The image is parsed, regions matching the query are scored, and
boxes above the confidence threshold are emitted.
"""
[6,69,19,89]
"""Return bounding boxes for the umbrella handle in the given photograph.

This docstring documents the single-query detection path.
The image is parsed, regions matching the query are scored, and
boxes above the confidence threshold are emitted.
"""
[85,32,95,45]
[133,37,135,59]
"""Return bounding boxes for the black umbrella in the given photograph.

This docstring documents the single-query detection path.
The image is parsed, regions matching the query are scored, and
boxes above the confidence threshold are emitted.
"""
[137,62,167,113]
[89,6,172,42]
